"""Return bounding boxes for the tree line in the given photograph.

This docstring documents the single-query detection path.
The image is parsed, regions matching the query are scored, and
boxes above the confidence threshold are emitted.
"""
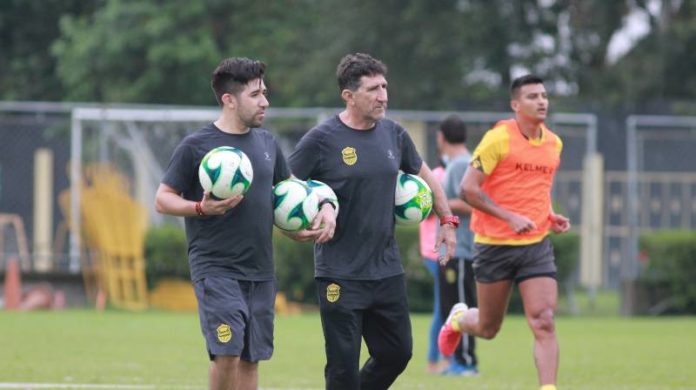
[2,0,695,111]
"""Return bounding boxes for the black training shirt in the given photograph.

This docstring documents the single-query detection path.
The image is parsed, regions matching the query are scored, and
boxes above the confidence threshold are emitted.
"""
[162,124,290,282]
[289,115,422,280]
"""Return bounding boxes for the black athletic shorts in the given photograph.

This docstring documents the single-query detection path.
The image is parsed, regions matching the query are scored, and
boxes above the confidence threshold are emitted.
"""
[472,236,556,283]
[193,276,275,362]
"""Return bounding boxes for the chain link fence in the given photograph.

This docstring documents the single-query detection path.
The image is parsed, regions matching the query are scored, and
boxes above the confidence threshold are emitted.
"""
[1,102,608,290]
[0,103,72,272]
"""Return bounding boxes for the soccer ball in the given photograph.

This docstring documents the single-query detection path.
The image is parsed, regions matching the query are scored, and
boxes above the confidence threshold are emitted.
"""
[306,179,339,215]
[198,146,253,199]
[394,171,433,225]
[273,179,319,231]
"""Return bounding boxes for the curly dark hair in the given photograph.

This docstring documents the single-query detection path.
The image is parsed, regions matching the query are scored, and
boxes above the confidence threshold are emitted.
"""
[336,53,387,92]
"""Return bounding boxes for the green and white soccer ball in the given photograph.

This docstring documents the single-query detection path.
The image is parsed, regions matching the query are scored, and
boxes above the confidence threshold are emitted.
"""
[198,146,253,199]
[273,179,319,231]
[394,171,433,225]
[306,179,339,215]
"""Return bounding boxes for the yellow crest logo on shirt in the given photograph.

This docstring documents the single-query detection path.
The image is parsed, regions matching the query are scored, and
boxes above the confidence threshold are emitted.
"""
[342,147,357,166]
[471,156,482,171]
[446,269,457,284]
[326,283,341,303]
[216,324,232,343]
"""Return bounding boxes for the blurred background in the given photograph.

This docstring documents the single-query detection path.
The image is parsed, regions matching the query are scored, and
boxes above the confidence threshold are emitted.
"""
[1,0,696,316]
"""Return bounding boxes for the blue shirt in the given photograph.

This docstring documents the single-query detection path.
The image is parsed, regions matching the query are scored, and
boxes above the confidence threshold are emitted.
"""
[442,152,474,260]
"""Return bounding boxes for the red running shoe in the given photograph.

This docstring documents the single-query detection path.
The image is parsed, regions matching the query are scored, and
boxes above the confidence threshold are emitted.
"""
[437,303,468,357]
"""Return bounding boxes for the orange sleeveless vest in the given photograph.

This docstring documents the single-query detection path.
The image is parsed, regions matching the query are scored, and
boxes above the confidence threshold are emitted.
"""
[471,119,561,244]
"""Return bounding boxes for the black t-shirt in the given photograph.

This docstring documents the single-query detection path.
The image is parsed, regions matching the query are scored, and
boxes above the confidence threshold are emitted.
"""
[289,115,422,280]
[161,124,290,282]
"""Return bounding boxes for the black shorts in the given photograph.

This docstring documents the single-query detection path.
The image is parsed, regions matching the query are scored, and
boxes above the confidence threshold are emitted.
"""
[193,276,275,362]
[472,236,556,284]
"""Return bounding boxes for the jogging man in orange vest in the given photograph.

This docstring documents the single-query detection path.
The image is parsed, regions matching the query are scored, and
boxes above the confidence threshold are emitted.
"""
[438,74,570,390]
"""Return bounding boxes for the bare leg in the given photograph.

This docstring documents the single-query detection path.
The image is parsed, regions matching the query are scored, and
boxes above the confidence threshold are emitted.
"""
[210,356,239,390]
[519,277,558,386]
[236,360,258,390]
[459,280,513,339]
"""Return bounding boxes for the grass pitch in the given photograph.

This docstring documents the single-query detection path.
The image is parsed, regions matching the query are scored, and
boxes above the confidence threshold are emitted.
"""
[0,309,694,389]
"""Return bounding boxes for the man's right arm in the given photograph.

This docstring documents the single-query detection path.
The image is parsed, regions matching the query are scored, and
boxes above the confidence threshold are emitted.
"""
[155,183,244,217]
[155,183,197,217]
[283,128,333,243]
[460,166,536,234]
[155,183,242,217]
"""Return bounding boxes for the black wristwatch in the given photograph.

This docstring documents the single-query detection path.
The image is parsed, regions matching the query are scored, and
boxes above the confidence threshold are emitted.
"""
[318,198,337,210]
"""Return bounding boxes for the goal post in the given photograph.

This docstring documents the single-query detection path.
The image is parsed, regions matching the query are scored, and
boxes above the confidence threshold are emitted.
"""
[69,106,599,296]
[624,115,696,313]
[69,106,336,271]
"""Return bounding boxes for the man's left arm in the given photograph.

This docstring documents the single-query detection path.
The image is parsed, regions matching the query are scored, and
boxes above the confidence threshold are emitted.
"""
[418,163,457,264]
[548,135,570,234]
[549,205,571,234]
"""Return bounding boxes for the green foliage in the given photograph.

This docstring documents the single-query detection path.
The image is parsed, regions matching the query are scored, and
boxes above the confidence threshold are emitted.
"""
[52,0,220,104]
[0,0,93,101]
[600,2,696,104]
[395,225,433,312]
[4,0,696,107]
[273,230,315,302]
[552,231,581,289]
[48,0,338,106]
[144,225,190,289]
[639,230,696,314]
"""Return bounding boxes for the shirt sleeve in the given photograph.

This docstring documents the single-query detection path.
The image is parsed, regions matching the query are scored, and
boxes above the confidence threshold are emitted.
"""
[555,133,564,156]
[273,140,291,184]
[288,128,323,180]
[470,129,507,175]
[161,140,195,194]
[398,125,423,174]
[444,158,468,200]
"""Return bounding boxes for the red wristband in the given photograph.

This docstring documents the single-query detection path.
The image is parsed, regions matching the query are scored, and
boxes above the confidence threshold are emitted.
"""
[440,215,460,228]
[195,201,206,216]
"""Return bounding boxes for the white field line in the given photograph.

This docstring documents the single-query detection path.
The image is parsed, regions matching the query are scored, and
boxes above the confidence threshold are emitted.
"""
[0,384,319,390]
[0,385,156,389]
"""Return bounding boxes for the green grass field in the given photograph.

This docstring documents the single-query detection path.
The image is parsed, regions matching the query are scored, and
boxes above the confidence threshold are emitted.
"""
[1,304,695,389]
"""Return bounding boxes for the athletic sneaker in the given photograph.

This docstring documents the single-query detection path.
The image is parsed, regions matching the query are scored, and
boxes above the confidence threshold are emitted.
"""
[437,303,467,357]
[442,362,479,377]
[426,360,449,374]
